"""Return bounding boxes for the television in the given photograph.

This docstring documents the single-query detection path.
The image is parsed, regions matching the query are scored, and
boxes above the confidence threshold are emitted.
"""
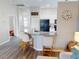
[40,19,49,32]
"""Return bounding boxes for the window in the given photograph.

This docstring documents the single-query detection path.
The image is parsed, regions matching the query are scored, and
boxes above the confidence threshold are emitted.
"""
[24,18,28,27]
[23,9,30,33]
[24,16,29,32]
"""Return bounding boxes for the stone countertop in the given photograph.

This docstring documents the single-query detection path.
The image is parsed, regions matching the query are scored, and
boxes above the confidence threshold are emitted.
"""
[31,32,56,37]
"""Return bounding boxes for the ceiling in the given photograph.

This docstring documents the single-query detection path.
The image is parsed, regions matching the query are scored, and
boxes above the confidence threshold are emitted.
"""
[8,0,79,8]
[10,0,58,8]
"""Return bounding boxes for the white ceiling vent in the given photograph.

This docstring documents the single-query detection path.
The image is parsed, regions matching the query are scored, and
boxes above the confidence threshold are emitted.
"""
[16,4,24,6]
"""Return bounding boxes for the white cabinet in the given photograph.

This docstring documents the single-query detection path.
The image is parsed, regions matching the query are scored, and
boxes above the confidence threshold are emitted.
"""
[32,33,54,51]
[43,36,54,48]
[33,35,43,51]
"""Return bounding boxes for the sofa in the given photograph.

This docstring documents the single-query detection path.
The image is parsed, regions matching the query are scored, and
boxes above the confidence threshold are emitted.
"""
[59,41,77,59]
[71,47,79,59]
[59,51,72,59]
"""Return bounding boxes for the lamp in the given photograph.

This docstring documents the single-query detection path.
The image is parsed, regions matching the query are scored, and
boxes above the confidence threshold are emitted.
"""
[74,32,79,42]
[74,32,79,50]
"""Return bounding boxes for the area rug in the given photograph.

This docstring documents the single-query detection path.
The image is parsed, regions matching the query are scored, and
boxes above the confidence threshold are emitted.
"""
[37,56,58,59]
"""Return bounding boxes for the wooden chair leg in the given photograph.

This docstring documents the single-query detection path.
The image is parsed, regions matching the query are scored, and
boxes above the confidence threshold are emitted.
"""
[22,48,26,55]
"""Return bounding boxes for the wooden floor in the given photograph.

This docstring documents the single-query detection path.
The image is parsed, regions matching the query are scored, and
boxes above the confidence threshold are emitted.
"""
[14,47,38,59]
[0,37,59,59]
[0,37,38,59]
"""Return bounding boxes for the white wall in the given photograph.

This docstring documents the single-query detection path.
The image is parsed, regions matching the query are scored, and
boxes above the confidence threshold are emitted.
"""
[40,8,57,24]
[54,1,79,49]
[77,4,79,31]
[0,0,17,44]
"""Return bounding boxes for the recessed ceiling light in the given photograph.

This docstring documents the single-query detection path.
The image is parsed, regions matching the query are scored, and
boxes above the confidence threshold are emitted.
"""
[46,4,51,7]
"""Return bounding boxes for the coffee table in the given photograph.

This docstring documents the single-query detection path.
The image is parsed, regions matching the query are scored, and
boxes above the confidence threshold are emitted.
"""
[43,48,62,57]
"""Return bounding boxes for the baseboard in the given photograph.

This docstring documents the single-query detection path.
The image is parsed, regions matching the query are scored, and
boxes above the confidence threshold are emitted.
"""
[0,40,10,45]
